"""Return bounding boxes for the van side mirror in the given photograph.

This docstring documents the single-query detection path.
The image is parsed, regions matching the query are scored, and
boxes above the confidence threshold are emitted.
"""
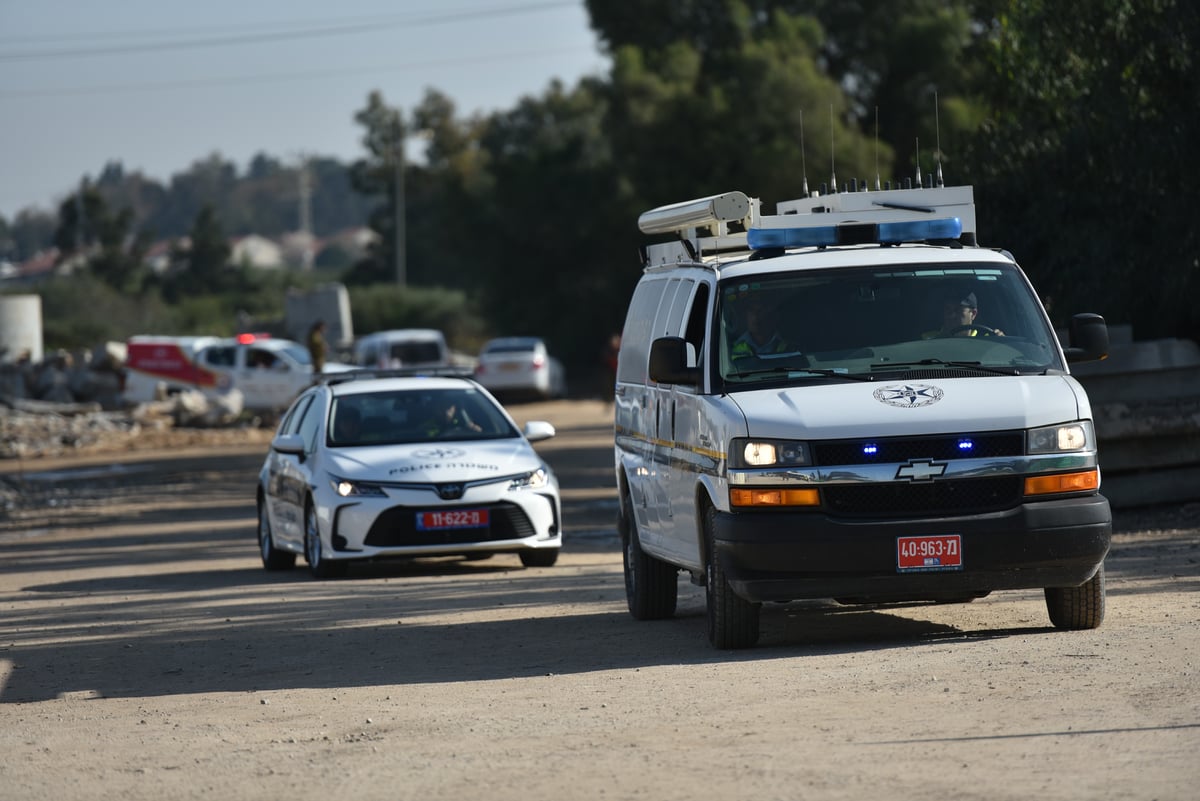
[649,337,700,385]
[1064,313,1109,363]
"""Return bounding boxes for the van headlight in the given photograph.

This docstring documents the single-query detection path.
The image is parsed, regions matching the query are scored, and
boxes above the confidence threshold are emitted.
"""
[1027,422,1094,454]
[729,438,811,468]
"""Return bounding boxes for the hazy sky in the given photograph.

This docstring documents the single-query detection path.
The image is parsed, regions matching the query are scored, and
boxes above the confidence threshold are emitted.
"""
[0,0,607,220]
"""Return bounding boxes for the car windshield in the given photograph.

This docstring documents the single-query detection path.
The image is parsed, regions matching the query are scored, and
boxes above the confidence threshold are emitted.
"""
[328,387,519,446]
[484,338,540,355]
[717,262,1062,387]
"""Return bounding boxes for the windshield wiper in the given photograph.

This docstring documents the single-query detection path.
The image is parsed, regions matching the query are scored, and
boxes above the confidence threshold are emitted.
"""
[870,358,1019,376]
[731,366,874,382]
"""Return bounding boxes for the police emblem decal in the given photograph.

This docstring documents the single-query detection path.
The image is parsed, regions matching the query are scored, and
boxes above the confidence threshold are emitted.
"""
[873,384,944,408]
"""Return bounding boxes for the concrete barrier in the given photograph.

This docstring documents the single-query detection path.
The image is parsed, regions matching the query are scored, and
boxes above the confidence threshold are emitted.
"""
[1073,338,1200,509]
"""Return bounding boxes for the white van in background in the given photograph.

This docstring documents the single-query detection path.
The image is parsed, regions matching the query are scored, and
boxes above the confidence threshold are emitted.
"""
[353,329,450,370]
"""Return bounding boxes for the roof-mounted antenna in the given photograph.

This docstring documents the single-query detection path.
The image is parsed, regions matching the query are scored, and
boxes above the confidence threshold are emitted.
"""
[914,137,922,188]
[873,107,881,191]
[934,90,945,188]
[799,109,809,197]
[830,104,838,193]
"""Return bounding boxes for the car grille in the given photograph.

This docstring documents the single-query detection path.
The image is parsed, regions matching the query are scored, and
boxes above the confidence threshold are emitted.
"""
[362,501,536,548]
[823,476,1023,518]
[813,432,1024,465]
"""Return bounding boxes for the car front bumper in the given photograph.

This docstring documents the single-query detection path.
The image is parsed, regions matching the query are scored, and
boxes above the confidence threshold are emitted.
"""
[711,494,1111,603]
[318,483,561,560]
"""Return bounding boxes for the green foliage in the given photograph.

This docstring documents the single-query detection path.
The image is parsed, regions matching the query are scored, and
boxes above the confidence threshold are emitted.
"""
[348,283,485,351]
[31,275,177,348]
[964,0,1200,338]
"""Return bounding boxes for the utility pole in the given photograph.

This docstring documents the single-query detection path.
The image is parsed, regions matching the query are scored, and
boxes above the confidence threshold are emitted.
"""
[394,125,407,287]
[298,154,314,271]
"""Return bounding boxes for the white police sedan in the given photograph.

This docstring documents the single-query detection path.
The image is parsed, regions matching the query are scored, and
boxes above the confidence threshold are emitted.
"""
[256,371,561,577]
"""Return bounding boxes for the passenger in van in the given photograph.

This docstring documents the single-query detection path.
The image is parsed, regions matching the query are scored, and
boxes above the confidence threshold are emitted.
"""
[731,295,796,359]
[923,292,1004,338]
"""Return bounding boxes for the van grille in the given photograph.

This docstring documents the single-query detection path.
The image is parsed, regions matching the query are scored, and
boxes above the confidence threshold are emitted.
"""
[823,476,1022,518]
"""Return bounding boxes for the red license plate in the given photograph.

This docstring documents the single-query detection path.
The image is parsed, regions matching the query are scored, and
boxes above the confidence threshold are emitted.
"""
[897,534,962,572]
[416,509,490,531]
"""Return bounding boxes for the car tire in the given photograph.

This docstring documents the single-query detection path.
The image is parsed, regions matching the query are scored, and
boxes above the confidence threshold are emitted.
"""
[519,549,559,568]
[1045,564,1106,629]
[258,497,295,570]
[619,490,677,620]
[305,500,346,579]
[704,503,760,649]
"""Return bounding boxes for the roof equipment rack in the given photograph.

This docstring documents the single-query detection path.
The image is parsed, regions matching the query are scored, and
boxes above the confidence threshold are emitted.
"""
[640,185,976,266]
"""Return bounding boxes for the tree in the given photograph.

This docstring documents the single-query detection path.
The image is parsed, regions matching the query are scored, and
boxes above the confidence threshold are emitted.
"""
[162,204,233,302]
[965,0,1200,338]
[344,91,407,286]
[53,184,150,292]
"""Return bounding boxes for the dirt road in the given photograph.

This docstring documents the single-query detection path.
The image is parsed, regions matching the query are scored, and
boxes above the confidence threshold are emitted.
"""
[1,400,1198,801]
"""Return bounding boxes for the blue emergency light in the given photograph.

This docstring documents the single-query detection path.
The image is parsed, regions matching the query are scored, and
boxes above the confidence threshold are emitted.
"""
[747,217,962,250]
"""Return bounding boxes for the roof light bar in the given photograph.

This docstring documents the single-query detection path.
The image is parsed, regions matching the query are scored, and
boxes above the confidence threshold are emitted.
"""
[747,217,962,250]
[638,191,751,235]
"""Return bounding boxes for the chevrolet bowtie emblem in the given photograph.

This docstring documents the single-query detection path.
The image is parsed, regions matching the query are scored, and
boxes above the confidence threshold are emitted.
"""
[896,461,947,481]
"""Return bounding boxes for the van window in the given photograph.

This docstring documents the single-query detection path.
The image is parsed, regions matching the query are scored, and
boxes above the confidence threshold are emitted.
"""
[617,279,668,384]
[717,263,1060,387]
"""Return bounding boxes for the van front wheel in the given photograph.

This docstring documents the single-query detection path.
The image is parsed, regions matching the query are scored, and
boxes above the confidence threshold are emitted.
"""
[619,494,677,620]
[1045,564,1106,629]
[704,504,760,649]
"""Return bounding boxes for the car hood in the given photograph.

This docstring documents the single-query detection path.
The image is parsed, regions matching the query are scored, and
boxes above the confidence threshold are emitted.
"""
[731,375,1088,440]
[326,437,545,482]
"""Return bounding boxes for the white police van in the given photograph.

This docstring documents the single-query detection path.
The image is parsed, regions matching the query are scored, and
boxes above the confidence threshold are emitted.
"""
[614,183,1112,648]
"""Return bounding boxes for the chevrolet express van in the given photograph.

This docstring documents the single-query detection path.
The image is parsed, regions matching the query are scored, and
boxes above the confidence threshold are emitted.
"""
[614,185,1112,648]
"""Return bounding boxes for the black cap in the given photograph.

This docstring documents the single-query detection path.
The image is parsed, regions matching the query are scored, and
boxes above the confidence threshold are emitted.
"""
[946,291,977,308]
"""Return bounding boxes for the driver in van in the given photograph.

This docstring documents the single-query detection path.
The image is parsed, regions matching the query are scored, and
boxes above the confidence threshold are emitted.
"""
[924,291,1004,338]
[731,295,795,359]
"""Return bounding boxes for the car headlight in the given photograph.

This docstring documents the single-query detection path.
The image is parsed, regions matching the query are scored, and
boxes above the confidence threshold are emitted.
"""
[328,475,387,497]
[509,466,550,491]
[1027,421,1094,454]
[729,438,811,468]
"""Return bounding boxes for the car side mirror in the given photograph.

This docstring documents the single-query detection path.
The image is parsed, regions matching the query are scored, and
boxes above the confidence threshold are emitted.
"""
[1064,313,1109,363]
[272,433,305,455]
[523,420,556,442]
[649,337,700,386]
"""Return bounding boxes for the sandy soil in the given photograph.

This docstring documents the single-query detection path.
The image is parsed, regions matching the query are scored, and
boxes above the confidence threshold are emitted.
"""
[1,399,1197,801]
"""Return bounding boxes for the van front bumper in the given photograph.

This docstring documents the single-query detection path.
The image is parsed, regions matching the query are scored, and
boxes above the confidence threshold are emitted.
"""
[711,495,1111,603]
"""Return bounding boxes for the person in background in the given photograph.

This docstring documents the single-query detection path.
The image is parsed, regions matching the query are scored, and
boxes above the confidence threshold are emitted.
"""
[307,320,328,373]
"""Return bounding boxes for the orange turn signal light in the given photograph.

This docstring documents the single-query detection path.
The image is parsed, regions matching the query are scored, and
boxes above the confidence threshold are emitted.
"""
[730,488,820,508]
[1024,469,1099,496]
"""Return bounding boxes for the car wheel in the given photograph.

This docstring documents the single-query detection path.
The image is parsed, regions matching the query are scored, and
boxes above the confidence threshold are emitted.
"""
[704,503,759,649]
[619,490,677,619]
[258,497,295,570]
[519,549,559,568]
[1045,564,1106,629]
[304,501,346,579]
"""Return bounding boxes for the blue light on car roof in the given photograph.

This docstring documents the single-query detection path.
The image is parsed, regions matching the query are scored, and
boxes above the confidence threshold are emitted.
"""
[747,217,962,250]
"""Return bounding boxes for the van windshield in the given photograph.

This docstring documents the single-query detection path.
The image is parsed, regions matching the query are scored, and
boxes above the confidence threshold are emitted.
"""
[717,263,1062,386]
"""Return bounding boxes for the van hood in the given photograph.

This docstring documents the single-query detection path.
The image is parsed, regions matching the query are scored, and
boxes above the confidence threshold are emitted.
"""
[327,437,544,483]
[731,375,1088,440]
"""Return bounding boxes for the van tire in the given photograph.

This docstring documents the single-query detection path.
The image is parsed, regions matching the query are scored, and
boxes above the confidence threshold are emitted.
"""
[619,493,677,620]
[704,504,760,649]
[1045,564,1106,629]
